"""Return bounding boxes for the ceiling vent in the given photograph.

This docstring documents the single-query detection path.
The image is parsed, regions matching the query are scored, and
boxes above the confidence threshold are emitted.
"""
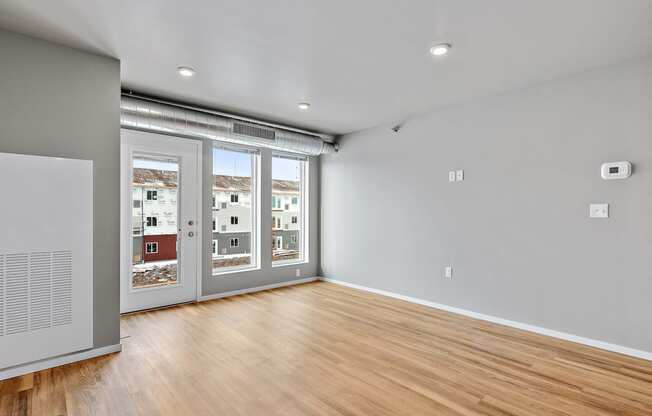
[232,122,276,141]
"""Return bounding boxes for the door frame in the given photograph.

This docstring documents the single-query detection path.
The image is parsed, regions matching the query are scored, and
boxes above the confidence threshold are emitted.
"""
[120,129,203,313]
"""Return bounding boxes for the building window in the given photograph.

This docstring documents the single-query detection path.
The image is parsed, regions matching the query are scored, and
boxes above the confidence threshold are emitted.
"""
[212,195,216,208]
[212,240,218,255]
[146,216,158,227]
[145,242,158,254]
[272,196,282,210]
[272,155,307,264]
[146,190,157,201]
[212,145,259,274]
[212,219,216,231]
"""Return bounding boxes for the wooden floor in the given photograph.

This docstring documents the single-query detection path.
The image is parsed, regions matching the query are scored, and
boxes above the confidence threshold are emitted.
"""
[2,281,652,415]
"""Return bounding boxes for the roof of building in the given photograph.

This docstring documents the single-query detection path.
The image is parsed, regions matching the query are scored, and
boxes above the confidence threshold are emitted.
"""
[133,168,299,193]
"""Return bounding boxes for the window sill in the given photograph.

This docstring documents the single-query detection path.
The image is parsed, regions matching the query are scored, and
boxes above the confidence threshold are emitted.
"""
[272,259,308,268]
[212,265,260,278]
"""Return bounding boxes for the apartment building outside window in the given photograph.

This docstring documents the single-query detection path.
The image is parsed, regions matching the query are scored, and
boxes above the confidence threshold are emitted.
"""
[211,145,259,275]
[271,154,307,265]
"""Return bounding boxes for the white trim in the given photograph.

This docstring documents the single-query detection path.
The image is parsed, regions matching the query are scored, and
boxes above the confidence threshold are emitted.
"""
[0,344,122,381]
[321,278,652,362]
[198,277,317,302]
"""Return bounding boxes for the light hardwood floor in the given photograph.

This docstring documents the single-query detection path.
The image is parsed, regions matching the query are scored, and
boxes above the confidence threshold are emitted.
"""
[1,281,652,415]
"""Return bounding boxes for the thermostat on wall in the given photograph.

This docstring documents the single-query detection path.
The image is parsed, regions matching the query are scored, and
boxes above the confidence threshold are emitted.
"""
[601,161,631,180]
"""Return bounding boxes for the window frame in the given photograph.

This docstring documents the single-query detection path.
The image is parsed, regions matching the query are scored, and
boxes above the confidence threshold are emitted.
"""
[145,241,158,254]
[271,152,309,267]
[211,142,261,277]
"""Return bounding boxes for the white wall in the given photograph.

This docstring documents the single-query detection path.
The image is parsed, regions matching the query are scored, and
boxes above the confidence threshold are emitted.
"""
[321,56,652,353]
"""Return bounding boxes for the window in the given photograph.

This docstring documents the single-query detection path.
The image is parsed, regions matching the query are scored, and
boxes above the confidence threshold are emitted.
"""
[145,242,158,254]
[131,155,179,290]
[212,145,258,273]
[272,196,281,210]
[212,195,216,208]
[212,219,216,231]
[272,154,307,264]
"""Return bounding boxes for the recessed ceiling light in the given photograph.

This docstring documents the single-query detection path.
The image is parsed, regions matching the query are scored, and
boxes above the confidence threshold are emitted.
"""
[429,43,451,57]
[298,102,310,110]
[177,66,195,77]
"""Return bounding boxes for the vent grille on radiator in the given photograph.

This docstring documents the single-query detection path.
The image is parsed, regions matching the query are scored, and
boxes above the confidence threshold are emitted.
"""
[0,251,73,337]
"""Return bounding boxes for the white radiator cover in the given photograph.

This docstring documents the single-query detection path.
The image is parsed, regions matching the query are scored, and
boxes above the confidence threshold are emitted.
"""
[0,152,93,370]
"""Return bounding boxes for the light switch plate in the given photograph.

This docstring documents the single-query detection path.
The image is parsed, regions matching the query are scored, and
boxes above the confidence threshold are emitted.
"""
[448,171,456,182]
[589,203,609,218]
[444,266,453,279]
[456,170,464,181]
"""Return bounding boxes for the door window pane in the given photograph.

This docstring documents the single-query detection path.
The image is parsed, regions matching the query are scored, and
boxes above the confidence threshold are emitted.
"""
[272,155,306,264]
[212,146,257,273]
[132,156,179,289]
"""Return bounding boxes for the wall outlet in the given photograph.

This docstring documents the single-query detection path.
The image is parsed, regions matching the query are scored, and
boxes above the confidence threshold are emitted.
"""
[448,171,456,182]
[456,170,464,181]
[589,203,609,218]
[296,269,301,277]
[444,266,453,279]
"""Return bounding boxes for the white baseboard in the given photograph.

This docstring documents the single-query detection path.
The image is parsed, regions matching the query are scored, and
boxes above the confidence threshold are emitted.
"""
[0,343,122,381]
[198,277,318,302]
[321,278,652,362]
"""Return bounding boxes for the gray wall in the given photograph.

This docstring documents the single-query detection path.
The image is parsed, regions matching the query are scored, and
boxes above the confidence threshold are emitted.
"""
[202,142,320,295]
[0,29,121,349]
[321,56,652,353]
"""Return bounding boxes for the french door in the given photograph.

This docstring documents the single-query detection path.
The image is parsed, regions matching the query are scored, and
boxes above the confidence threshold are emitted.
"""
[120,130,202,313]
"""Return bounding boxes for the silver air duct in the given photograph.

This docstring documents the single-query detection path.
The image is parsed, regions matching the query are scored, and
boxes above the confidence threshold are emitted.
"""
[120,95,338,156]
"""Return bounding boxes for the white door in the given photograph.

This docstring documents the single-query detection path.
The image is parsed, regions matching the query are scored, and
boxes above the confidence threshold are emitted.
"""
[121,130,202,313]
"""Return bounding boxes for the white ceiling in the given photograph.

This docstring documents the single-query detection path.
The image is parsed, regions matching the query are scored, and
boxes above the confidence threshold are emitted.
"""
[1,1,652,136]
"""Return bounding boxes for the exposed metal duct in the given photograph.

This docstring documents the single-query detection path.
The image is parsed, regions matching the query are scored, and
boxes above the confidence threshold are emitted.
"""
[120,95,338,156]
